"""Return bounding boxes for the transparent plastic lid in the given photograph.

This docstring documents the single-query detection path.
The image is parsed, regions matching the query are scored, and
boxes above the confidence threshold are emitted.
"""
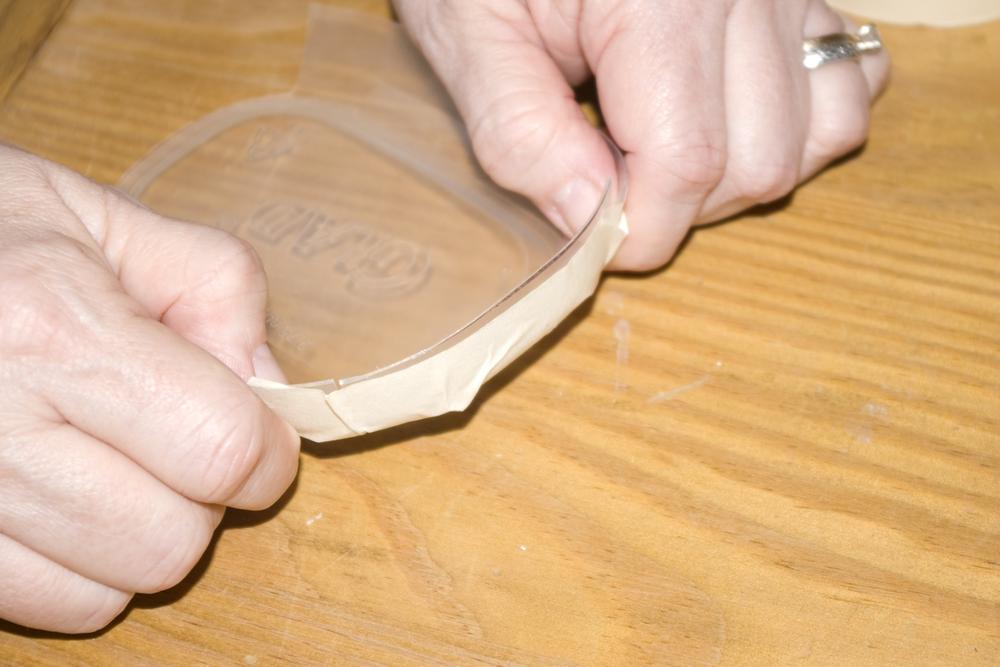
[119,6,627,441]
[121,93,567,384]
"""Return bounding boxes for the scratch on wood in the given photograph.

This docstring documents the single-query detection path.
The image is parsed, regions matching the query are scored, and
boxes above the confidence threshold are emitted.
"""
[337,468,484,639]
[648,376,710,404]
[613,318,631,391]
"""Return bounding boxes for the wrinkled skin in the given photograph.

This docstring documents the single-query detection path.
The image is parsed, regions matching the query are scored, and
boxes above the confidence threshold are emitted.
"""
[1,0,889,634]
[394,0,890,269]
[0,145,299,633]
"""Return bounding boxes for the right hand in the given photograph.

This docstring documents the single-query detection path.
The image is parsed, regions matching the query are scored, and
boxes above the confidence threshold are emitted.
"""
[395,0,890,270]
[0,144,300,633]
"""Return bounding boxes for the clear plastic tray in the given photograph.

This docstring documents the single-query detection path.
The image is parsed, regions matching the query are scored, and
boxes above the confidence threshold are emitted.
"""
[119,7,627,440]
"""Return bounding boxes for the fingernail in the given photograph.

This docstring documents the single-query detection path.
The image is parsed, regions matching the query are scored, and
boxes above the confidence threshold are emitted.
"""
[552,178,603,234]
[252,343,287,383]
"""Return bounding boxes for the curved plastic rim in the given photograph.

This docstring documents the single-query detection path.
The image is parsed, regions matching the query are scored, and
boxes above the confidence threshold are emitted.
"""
[119,94,628,392]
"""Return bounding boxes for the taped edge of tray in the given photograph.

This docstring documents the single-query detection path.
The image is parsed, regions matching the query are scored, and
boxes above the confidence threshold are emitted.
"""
[249,210,629,442]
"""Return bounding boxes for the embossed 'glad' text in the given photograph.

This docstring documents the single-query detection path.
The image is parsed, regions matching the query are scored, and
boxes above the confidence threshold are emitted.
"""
[243,202,432,299]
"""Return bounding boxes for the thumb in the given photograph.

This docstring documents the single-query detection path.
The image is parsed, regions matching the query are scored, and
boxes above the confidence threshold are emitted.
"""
[37,154,283,382]
[398,1,617,233]
[114,204,284,383]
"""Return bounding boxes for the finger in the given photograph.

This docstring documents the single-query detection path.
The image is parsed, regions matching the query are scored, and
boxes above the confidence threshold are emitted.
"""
[35,156,277,382]
[0,154,300,510]
[800,3,874,178]
[396,1,616,235]
[0,533,131,634]
[699,0,811,222]
[0,420,221,594]
[3,260,300,512]
[522,1,591,85]
[28,298,301,510]
[841,14,891,99]
[580,1,730,270]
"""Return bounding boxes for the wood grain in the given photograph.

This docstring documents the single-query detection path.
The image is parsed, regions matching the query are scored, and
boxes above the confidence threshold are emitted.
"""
[0,1,997,665]
[0,0,72,102]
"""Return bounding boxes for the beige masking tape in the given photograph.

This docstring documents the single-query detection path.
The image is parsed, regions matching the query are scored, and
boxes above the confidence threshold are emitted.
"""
[251,210,629,442]
[120,91,628,443]
[121,5,630,443]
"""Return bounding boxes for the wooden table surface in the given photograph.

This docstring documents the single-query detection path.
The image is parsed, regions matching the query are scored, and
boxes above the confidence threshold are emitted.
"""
[1,1,997,665]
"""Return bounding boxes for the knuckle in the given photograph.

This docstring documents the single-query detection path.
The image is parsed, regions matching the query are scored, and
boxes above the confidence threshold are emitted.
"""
[613,227,688,273]
[649,134,728,195]
[0,149,49,205]
[469,93,565,189]
[212,233,266,295]
[581,1,641,53]
[134,510,216,593]
[809,108,870,159]
[414,0,462,44]
[731,158,799,203]
[226,234,265,277]
[185,400,266,504]
[619,243,680,273]
[0,238,97,359]
[0,272,63,357]
[68,590,132,634]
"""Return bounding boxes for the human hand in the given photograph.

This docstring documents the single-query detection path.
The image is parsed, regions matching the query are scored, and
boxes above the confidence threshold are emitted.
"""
[0,145,299,633]
[394,0,890,270]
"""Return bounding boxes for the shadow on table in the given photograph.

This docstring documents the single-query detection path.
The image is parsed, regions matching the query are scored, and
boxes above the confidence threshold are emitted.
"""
[298,184,815,462]
[300,289,601,460]
[0,474,302,640]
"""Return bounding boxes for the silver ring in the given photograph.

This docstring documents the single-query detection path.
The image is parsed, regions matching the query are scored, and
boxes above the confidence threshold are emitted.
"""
[803,23,882,70]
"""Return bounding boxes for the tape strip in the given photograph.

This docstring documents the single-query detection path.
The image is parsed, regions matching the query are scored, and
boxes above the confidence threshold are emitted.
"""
[250,210,628,442]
